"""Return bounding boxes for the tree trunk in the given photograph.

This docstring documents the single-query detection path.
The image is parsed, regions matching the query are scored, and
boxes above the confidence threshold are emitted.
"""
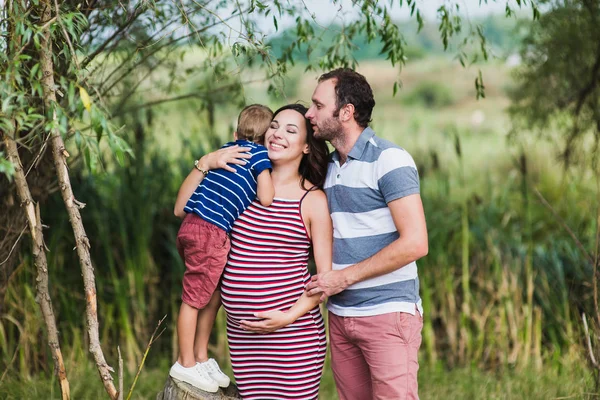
[157,377,241,400]
[37,1,118,398]
[3,132,71,400]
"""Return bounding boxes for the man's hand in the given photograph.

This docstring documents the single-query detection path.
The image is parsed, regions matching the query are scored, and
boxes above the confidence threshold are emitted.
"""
[305,270,349,303]
[239,311,293,334]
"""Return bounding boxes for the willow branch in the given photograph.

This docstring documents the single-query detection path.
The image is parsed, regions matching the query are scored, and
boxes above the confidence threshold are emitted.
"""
[110,78,266,117]
[81,1,147,69]
[98,11,241,95]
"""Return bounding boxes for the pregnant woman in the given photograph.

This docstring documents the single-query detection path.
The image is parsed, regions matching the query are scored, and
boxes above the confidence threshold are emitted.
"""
[221,104,332,399]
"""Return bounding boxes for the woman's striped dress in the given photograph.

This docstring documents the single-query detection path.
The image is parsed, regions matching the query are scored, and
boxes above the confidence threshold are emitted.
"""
[221,197,326,400]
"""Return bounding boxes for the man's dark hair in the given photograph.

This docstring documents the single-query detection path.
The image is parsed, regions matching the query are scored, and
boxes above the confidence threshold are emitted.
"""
[318,68,375,128]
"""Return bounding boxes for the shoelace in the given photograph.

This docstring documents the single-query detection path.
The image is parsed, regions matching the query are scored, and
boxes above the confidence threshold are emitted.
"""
[204,359,221,375]
[195,364,212,380]
[205,360,221,373]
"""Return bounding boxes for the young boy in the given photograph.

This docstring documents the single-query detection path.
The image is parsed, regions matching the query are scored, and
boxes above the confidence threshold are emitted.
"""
[170,104,275,392]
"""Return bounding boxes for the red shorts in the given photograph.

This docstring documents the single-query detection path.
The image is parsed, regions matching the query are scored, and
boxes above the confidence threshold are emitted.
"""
[176,213,230,309]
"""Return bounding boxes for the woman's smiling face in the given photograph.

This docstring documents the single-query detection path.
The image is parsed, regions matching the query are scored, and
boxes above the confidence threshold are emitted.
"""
[265,109,310,164]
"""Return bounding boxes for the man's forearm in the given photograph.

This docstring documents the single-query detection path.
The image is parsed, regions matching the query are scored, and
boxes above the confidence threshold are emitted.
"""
[343,236,428,287]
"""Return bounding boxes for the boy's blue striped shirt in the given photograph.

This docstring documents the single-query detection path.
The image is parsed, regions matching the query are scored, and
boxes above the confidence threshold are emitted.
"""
[184,140,271,232]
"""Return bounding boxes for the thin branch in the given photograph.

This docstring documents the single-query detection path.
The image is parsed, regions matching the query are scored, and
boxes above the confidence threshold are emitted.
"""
[53,0,80,70]
[574,40,600,116]
[190,0,247,38]
[595,164,600,328]
[86,5,189,78]
[0,224,27,266]
[125,315,167,400]
[0,340,20,383]
[81,1,147,69]
[533,187,595,264]
[97,11,242,95]
[111,78,267,117]
[583,313,599,367]
[118,346,124,400]
[40,16,57,30]
[110,49,180,111]
[25,132,51,178]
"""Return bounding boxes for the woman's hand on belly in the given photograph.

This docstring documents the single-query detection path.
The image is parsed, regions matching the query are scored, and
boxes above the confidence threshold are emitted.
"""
[239,310,294,334]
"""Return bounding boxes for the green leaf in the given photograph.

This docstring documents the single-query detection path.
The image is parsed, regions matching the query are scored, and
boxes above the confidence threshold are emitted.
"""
[475,70,485,100]
[0,152,16,182]
[416,10,424,33]
[29,63,40,80]
[79,86,92,112]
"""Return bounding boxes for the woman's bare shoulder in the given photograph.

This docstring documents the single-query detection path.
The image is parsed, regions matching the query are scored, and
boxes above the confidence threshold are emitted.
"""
[302,187,328,210]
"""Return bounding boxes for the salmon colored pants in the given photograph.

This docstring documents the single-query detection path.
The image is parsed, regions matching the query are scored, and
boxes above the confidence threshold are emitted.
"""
[176,213,230,309]
[329,309,423,400]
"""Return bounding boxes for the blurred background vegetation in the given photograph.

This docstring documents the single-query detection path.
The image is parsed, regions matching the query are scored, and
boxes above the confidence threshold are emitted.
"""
[1,0,600,399]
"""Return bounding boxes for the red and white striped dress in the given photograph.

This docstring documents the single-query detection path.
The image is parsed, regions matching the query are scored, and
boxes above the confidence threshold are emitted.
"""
[221,196,326,400]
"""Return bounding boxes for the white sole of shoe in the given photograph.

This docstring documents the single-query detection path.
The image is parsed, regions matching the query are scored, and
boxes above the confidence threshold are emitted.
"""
[216,380,230,388]
[169,370,219,393]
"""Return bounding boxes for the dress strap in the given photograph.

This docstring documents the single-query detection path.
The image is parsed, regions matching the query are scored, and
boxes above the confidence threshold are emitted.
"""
[298,185,319,241]
[299,185,319,203]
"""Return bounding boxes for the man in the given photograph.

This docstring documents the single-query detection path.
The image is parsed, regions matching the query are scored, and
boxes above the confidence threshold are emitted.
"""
[305,68,428,400]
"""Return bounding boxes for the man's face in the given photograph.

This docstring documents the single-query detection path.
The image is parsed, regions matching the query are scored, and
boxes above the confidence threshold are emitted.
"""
[306,79,343,142]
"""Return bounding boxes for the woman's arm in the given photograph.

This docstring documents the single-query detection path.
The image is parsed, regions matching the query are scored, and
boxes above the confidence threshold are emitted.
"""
[240,190,333,333]
[174,145,252,218]
[306,190,333,276]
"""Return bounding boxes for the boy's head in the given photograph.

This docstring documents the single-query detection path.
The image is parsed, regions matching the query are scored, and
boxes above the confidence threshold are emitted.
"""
[235,104,273,144]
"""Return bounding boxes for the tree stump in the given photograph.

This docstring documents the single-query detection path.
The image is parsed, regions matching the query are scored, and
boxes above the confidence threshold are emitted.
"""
[157,376,242,400]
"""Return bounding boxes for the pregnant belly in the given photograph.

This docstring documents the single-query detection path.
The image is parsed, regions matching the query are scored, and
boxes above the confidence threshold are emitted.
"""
[221,285,306,322]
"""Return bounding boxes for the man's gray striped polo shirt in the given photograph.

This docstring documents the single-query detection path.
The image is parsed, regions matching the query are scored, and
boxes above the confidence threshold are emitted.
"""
[324,127,423,317]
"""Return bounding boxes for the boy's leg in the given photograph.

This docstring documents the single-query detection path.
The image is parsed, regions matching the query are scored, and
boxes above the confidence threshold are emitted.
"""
[177,302,200,367]
[194,289,222,362]
[171,300,219,393]
[194,289,230,388]
[171,215,227,392]
[176,215,229,364]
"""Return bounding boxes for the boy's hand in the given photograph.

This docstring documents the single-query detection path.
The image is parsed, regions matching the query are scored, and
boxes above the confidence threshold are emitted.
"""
[200,145,251,173]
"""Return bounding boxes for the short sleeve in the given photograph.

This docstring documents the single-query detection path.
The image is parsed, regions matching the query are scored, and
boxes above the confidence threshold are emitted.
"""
[250,144,272,178]
[376,147,420,203]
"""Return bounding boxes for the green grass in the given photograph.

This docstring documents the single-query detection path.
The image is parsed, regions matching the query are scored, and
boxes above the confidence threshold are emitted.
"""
[1,359,593,400]
[419,362,595,400]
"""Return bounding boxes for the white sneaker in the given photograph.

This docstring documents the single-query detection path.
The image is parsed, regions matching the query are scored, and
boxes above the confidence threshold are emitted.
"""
[198,358,230,388]
[169,361,219,393]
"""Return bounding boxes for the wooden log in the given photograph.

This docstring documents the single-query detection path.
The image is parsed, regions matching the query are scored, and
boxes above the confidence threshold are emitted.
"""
[157,377,242,400]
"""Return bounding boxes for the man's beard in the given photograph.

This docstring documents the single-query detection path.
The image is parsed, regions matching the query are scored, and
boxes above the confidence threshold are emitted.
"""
[314,116,342,142]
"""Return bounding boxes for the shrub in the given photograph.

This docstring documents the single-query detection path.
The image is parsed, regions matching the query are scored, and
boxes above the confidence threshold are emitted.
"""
[404,81,455,108]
